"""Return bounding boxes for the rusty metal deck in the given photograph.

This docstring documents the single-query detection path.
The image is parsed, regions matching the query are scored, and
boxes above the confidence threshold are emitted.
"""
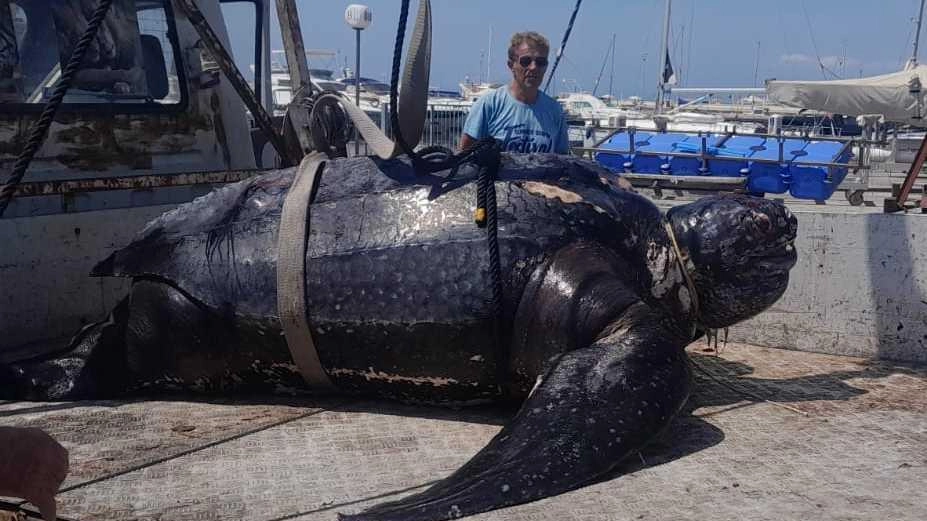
[2,342,926,521]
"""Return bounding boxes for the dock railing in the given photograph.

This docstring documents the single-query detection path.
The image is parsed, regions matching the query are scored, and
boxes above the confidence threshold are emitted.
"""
[573,126,884,197]
[349,100,472,156]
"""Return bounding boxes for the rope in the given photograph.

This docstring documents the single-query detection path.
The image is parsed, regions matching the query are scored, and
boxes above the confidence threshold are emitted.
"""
[313,0,430,162]
[543,0,583,93]
[388,0,507,386]
[389,0,414,159]
[663,220,700,337]
[415,145,455,161]
[0,0,115,218]
[663,221,729,348]
[666,219,807,418]
[799,0,841,79]
[475,150,506,384]
[388,0,499,175]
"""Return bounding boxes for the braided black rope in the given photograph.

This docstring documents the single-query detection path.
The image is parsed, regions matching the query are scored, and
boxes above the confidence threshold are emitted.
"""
[476,152,506,384]
[476,155,503,308]
[0,0,115,218]
[388,0,413,160]
[415,145,454,162]
[388,0,498,175]
[543,0,583,93]
[390,1,507,387]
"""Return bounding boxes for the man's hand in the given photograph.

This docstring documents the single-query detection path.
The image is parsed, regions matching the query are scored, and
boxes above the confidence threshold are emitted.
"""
[0,427,69,521]
[458,133,477,153]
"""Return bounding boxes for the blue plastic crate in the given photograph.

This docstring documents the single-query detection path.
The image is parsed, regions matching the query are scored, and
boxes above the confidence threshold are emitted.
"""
[632,133,687,174]
[594,131,652,172]
[708,135,766,177]
[673,135,758,177]
[670,134,723,176]
[788,141,852,201]
[670,136,712,176]
[745,138,808,194]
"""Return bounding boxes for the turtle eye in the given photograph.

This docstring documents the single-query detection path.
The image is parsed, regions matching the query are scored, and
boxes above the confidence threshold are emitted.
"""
[754,213,772,234]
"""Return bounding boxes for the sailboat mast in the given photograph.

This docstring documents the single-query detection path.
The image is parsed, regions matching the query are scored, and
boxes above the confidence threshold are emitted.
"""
[753,41,761,87]
[592,33,615,96]
[913,0,926,67]
[609,32,616,97]
[487,26,493,82]
[655,0,672,114]
[479,51,484,84]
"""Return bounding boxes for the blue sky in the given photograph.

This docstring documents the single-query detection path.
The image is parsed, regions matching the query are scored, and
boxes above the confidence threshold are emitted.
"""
[222,0,923,98]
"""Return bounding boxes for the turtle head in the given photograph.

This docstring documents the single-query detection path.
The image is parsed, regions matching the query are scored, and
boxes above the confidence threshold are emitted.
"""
[666,194,798,328]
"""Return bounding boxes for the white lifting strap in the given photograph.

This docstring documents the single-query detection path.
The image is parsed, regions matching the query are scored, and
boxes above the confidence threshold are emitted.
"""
[275,0,433,389]
[276,152,336,390]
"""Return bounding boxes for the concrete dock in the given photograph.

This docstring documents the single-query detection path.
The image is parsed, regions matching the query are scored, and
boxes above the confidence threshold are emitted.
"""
[2,341,925,521]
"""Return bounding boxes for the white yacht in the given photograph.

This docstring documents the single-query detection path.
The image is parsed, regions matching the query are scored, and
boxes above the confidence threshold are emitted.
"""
[265,51,385,121]
[558,92,764,134]
[459,81,501,102]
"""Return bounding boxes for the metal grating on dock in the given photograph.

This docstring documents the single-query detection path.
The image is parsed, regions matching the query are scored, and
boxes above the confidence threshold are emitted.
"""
[2,342,925,521]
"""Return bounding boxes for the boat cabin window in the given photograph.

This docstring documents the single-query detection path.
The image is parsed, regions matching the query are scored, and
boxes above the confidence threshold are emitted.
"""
[0,0,184,109]
[219,0,262,99]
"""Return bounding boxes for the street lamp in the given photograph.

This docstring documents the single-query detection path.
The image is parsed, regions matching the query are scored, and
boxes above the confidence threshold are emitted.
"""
[345,4,371,155]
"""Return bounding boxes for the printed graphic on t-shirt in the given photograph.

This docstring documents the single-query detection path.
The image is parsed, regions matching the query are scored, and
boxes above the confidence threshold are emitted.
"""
[461,87,568,154]
[501,123,553,153]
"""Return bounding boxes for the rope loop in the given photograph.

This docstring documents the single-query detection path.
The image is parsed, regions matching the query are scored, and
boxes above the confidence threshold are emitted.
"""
[663,219,703,338]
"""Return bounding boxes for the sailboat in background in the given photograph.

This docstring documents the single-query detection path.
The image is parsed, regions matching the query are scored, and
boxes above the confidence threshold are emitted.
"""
[767,0,927,129]
[459,26,501,101]
[560,0,773,136]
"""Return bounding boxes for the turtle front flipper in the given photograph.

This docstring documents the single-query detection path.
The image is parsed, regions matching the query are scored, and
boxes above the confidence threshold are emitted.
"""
[340,302,692,521]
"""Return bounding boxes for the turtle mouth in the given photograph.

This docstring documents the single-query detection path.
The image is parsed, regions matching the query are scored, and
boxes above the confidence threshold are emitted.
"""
[754,241,797,273]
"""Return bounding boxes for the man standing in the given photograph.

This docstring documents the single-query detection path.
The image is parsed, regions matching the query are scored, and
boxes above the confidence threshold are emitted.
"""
[459,31,569,154]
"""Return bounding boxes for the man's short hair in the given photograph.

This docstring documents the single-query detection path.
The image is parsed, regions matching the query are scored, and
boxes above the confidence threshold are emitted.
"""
[508,31,550,63]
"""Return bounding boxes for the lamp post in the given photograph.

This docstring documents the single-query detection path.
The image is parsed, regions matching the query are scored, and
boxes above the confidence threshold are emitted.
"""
[345,4,371,155]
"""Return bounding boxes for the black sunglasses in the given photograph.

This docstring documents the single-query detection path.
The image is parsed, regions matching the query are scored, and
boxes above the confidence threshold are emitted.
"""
[517,55,548,67]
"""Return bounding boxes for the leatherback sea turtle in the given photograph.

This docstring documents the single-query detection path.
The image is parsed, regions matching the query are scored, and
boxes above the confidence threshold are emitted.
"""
[3,153,797,520]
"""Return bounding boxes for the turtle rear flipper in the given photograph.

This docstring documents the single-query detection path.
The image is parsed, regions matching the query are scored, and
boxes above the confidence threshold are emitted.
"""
[1,299,129,401]
[340,302,692,521]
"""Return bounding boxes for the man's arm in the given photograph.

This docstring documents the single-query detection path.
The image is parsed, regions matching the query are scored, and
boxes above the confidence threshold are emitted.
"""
[459,95,490,152]
[555,106,571,155]
[458,133,478,152]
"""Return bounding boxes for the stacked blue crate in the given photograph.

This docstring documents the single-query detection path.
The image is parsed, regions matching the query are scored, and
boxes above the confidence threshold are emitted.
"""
[673,135,761,177]
[594,132,651,172]
[592,132,852,201]
[632,133,687,174]
[745,138,808,194]
[669,135,713,175]
[788,141,852,200]
[709,135,766,177]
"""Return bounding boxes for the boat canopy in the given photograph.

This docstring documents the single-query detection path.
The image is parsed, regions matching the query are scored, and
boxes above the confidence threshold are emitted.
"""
[767,64,927,124]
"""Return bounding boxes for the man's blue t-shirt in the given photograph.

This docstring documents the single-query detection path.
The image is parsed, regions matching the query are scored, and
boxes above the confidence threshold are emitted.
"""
[463,87,569,154]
